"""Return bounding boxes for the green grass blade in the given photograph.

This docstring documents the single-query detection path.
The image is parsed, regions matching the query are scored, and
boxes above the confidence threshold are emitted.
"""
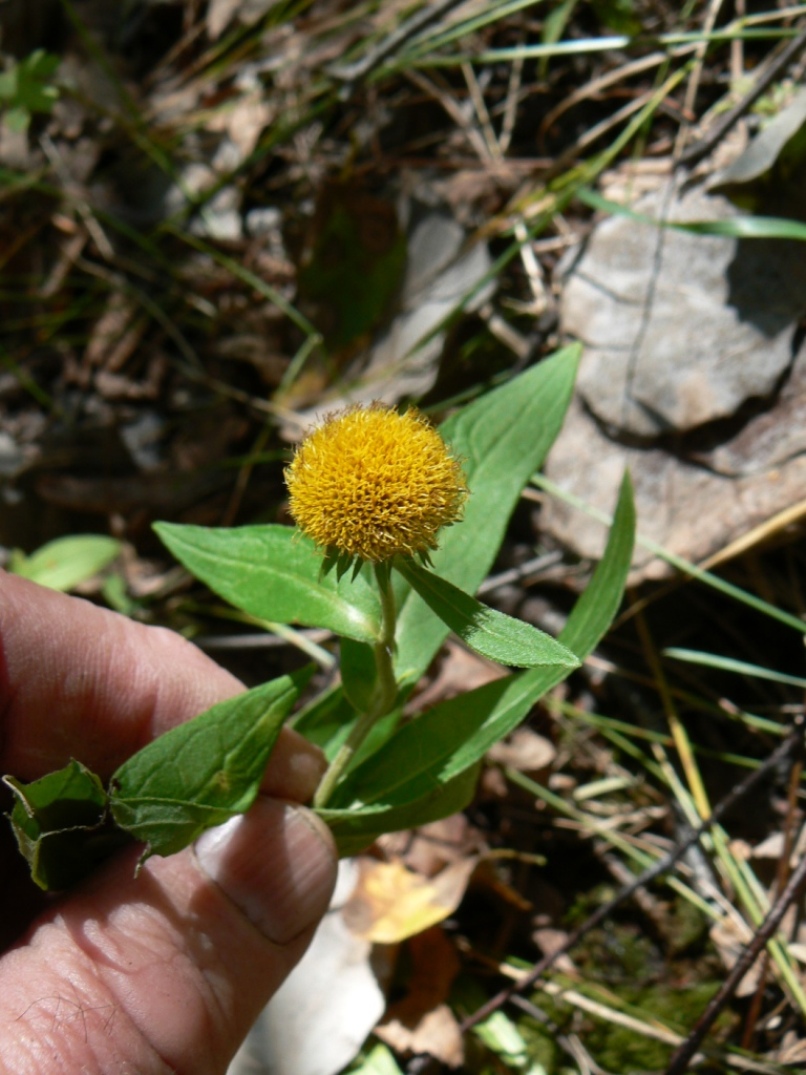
[665,648,806,688]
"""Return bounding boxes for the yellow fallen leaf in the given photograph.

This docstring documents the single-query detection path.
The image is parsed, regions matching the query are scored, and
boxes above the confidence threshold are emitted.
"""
[344,857,477,944]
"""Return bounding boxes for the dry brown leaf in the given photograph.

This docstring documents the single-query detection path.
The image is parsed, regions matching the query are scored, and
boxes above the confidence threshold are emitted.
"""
[487,726,556,774]
[375,929,464,1068]
[377,813,486,876]
[206,0,275,38]
[775,1031,806,1065]
[377,1004,464,1068]
[409,637,506,712]
[207,89,273,161]
[532,926,577,974]
[709,916,765,997]
[83,293,144,373]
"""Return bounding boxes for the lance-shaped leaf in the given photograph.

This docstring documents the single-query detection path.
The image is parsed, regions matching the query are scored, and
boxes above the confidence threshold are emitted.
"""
[395,558,578,669]
[110,669,311,860]
[153,522,382,644]
[339,635,380,713]
[394,344,581,685]
[327,474,634,815]
[9,534,121,592]
[3,760,130,891]
[319,765,481,858]
[298,347,582,764]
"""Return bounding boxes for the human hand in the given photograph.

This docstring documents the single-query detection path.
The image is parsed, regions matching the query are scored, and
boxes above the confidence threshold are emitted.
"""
[0,571,337,1074]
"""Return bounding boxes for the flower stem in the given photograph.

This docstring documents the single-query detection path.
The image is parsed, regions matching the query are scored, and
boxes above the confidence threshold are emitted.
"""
[313,564,398,809]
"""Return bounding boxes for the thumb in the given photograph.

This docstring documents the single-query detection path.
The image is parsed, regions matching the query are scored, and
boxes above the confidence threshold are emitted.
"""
[0,798,337,1075]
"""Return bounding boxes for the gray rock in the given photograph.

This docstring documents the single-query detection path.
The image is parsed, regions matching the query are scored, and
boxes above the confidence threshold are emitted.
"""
[560,183,806,438]
[544,178,806,580]
[543,388,806,583]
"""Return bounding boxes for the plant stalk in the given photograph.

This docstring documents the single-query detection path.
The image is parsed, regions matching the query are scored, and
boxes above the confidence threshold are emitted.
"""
[313,564,398,809]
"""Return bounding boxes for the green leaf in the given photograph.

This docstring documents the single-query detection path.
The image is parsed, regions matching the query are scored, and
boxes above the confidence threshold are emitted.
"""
[664,648,806,688]
[291,681,401,778]
[331,667,571,811]
[350,1043,405,1075]
[329,474,635,814]
[339,636,379,713]
[295,184,408,352]
[292,683,357,758]
[556,472,635,659]
[15,50,59,112]
[319,765,480,857]
[110,670,310,860]
[153,522,381,644]
[540,0,580,77]
[4,106,30,133]
[394,344,580,685]
[577,185,806,242]
[9,534,121,591]
[3,760,130,891]
[396,558,579,669]
[0,69,17,102]
[0,49,59,128]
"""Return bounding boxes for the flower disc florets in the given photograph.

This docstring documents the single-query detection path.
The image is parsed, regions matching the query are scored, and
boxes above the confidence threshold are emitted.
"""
[285,404,468,564]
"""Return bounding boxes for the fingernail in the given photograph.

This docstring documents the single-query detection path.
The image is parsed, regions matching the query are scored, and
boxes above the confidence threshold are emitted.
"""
[195,798,336,945]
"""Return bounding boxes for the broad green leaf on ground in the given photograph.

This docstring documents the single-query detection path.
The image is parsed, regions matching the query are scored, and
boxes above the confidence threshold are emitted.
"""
[396,558,579,669]
[319,765,480,857]
[9,534,121,592]
[394,344,580,685]
[0,49,60,132]
[154,522,382,644]
[327,474,634,818]
[3,760,130,891]
[110,670,311,860]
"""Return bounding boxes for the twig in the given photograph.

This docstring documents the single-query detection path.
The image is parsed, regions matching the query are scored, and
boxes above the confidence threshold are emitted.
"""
[476,552,564,597]
[461,719,804,1032]
[327,0,469,91]
[741,744,803,1050]
[678,21,806,168]
[664,844,806,1075]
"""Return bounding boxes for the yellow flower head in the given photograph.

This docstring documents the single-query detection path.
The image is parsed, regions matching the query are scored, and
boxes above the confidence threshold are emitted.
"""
[285,404,468,564]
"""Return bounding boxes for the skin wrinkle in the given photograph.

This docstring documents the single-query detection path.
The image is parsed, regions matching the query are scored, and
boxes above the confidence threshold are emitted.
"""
[0,628,13,763]
[0,574,324,798]
[6,858,236,1074]
[0,573,337,1074]
[3,806,334,1073]
[13,878,173,1071]
[2,938,167,1075]
[0,573,245,779]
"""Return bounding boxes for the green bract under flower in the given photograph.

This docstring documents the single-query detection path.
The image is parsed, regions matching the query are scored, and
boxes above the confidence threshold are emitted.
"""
[285,404,468,564]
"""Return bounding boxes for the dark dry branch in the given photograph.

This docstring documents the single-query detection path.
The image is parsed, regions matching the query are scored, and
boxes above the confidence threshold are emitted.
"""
[326,0,469,92]
[461,718,805,1034]
[679,20,806,167]
[664,840,806,1075]
[740,744,804,1051]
